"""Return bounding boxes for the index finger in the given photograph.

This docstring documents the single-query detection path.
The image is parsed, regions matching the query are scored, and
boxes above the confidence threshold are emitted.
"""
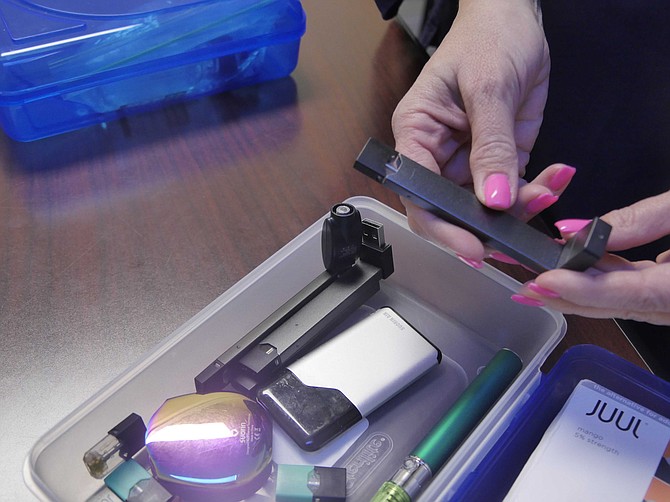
[603,190,670,251]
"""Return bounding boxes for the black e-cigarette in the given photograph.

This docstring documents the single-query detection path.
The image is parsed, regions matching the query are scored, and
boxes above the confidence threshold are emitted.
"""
[354,138,611,273]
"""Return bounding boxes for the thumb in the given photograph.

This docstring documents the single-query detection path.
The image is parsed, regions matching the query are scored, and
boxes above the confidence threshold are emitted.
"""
[603,190,670,252]
[465,87,519,210]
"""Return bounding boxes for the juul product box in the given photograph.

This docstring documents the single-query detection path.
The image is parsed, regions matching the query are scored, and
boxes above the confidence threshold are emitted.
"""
[0,0,305,141]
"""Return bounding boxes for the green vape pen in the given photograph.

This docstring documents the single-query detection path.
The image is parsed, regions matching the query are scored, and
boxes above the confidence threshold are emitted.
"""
[370,348,523,502]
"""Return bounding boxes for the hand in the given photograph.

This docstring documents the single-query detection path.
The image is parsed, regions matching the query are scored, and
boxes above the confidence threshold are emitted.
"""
[392,0,549,261]
[513,190,670,325]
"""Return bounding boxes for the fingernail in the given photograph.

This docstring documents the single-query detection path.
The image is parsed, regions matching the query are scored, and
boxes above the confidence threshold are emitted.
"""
[548,165,576,191]
[510,294,545,307]
[526,193,559,214]
[527,282,560,298]
[484,173,511,209]
[555,219,590,235]
[487,251,521,265]
[457,254,483,269]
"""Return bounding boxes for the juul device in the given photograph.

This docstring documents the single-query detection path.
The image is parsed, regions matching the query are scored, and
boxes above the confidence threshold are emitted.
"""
[354,138,611,273]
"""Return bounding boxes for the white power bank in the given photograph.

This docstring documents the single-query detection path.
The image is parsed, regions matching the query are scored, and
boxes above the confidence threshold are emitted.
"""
[257,307,441,451]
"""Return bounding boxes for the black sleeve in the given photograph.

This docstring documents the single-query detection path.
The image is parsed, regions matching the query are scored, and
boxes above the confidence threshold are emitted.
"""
[374,0,405,20]
[420,0,458,47]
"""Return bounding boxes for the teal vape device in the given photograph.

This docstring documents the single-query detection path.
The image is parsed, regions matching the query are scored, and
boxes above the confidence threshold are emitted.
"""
[370,348,523,502]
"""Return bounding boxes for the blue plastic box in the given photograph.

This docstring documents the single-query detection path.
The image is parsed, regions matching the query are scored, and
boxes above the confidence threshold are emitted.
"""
[446,344,670,501]
[0,0,306,141]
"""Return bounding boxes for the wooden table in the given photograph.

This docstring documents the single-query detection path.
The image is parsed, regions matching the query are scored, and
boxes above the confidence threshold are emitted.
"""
[0,1,646,499]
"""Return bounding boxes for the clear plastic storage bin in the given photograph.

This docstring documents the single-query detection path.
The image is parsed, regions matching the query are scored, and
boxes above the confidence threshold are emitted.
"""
[25,197,568,501]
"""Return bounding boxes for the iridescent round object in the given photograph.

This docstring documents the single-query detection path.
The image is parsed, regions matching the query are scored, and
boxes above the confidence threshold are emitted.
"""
[145,392,272,501]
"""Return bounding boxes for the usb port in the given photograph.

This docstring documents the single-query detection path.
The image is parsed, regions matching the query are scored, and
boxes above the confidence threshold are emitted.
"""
[360,218,393,279]
[362,219,386,250]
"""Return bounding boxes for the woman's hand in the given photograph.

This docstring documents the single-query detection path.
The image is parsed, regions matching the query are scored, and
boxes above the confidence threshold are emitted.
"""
[393,0,549,262]
[513,190,670,325]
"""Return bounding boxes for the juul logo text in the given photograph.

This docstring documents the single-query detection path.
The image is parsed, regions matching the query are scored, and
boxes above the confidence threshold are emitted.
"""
[586,399,641,438]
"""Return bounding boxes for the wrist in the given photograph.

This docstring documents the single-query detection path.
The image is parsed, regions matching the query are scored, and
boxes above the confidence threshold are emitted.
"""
[459,0,542,22]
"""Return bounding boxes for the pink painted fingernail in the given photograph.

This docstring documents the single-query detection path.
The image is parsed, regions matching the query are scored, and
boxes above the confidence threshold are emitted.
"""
[554,219,590,235]
[526,193,559,214]
[548,166,576,191]
[527,282,560,298]
[488,251,521,265]
[487,252,535,272]
[484,173,511,209]
[510,294,545,307]
[457,254,483,269]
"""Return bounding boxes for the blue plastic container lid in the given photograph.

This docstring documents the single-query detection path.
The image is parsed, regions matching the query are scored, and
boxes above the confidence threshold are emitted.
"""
[451,344,670,500]
[0,0,306,103]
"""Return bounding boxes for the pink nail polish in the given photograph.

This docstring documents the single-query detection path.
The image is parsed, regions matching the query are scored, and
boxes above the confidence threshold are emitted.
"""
[527,282,560,298]
[548,166,576,191]
[554,219,591,235]
[457,254,483,269]
[526,193,559,214]
[510,294,545,307]
[484,174,511,209]
[487,251,521,265]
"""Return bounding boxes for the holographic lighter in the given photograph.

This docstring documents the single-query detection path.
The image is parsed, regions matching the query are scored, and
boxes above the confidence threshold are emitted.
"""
[145,392,273,501]
[370,348,523,502]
